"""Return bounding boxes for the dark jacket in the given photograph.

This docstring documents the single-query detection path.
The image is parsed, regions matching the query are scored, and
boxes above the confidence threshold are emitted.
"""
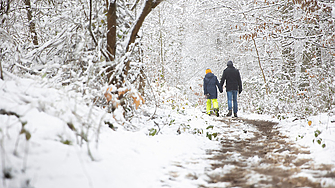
[220,65,242,93]
[203,73,223,99]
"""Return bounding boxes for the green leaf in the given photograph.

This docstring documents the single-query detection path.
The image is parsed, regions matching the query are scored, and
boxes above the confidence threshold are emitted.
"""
[169,119,175,126]
[61,140,72,145]
[42,73,47,79]
[149,128,157,136]
[206,125,214,130]
[314,130,321,137]
[206,132,212,140]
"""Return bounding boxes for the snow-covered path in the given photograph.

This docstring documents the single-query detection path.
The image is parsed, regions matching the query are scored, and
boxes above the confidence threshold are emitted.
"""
[160,117,335,188]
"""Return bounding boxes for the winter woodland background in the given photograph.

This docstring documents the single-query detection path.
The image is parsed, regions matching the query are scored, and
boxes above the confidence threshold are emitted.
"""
[0,0,335,187]
[2,0,335,119]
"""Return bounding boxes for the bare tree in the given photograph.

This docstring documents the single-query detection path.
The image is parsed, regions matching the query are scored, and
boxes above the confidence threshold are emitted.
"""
[0,49,3,80]
[106,0,163,83]
[107,1,116,61]
[106,0,163,80]
[24,0,38,45]
[103,0,163,114]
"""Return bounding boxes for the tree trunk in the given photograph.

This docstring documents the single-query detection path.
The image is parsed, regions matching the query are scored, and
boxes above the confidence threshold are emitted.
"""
[105,1,117,84]
[0,49,3,80]
[24,0,38,45]
[158,7,165,81]
[107,1,116,61]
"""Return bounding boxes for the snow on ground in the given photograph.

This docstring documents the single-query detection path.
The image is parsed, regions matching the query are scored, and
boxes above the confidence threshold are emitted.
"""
[1,77,335,188]
[243,110,335,168]
[0,77,219,188]
[279,114,335,166]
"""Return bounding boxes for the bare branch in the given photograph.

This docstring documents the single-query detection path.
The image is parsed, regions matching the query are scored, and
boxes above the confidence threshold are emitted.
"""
[89,0,109,61]
[131,0,140,11]
[0,48,3,80]
[126,0,163,52]
[253,38,268,95]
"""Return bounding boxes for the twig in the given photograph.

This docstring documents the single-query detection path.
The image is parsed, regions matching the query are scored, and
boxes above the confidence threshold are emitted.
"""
[22,140,29,173]
[88,0,109,61]
[0,48,3,80]
[253,38,268,94]
[75,148,94,188]
[131,0,140,11]
[0,109,20,118]
[0,134,7,187]
[154,121,161,135]
[142,72,158,121]
[95,111,107,149]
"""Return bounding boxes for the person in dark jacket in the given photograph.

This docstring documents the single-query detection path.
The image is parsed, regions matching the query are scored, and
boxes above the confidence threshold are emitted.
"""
[204,68,223,116]
[220,61,242,117]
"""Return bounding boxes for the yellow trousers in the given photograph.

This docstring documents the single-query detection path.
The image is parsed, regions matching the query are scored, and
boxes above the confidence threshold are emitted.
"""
[206,99,218,114]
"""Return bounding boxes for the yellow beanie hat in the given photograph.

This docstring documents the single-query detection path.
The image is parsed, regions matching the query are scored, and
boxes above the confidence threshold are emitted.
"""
[206,69,212,74]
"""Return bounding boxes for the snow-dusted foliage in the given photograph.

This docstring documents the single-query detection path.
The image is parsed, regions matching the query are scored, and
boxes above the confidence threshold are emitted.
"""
[1,0,335,187]
[1,0,105,94]
[236,0,335,118]
[1,0,334,120]
[142,0,335,119]
[1,0,158,121]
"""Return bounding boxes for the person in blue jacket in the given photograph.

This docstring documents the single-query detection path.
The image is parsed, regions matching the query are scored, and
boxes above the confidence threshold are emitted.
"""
[203,68,223,116]
[220,61,242,117]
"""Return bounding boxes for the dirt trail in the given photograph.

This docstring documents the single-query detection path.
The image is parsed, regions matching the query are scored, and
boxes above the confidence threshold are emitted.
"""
[201,118,335,188]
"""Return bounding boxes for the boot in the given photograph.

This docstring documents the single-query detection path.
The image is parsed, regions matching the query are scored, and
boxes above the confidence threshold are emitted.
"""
[214,108,219,117]
[234,113,238,118]
[226,110,232,117]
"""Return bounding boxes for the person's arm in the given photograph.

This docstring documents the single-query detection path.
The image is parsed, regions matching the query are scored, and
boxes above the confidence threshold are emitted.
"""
[220,71,226,88]
[216,77,223,93]
[237,70,242,94]
[203,78,207,95]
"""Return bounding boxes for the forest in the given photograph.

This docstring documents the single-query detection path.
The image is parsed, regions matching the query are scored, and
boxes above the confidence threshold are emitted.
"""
[1,0,334,119]
[0,0,335,187]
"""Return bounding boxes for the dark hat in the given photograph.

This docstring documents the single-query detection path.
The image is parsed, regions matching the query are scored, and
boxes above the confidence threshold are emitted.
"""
[227,61,233,66]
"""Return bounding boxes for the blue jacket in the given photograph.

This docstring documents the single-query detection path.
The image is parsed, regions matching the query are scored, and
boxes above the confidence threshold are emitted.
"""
[203,73,223,99]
